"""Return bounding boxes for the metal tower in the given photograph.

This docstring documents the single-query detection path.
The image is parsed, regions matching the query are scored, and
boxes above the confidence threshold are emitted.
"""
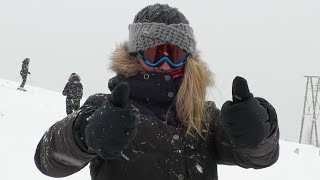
[299,76,320,147]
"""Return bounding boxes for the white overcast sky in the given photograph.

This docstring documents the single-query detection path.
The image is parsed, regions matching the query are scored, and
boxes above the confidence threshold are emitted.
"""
[1,0,320,142]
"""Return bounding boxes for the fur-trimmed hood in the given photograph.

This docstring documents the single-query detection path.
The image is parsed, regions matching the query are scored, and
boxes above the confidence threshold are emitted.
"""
[69,73,81,82]
[109,42,211,77]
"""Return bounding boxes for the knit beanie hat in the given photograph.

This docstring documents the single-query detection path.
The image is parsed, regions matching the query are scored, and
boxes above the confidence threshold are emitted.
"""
[128,4,196,55]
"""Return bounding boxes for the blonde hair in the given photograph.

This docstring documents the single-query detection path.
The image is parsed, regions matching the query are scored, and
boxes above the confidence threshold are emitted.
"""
[110,43,214,137]
[176,53,214,137]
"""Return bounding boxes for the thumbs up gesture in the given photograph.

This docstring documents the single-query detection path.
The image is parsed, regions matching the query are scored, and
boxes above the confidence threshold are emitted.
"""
[221,77,271,148]
[85,82,138,159]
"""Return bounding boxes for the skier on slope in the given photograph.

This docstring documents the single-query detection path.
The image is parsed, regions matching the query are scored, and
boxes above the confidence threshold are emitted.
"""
[34,4,279,180]
[62,73,83,115]
[18,58,31,91]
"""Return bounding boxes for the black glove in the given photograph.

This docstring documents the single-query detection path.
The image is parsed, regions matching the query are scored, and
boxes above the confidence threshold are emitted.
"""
[85,82,138,159]
[221,76,270,148]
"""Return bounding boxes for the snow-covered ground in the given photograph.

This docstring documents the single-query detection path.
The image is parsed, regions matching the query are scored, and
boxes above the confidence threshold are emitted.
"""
[0,78,319,180]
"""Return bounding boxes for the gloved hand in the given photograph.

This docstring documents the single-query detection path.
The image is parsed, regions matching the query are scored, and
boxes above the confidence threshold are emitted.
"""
[85,82,138,159]
[221,76,270,148]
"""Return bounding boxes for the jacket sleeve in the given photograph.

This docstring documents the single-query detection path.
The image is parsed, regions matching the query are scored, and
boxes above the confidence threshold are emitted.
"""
[77,83,83,99]
[34,93,108,177]
[20,64,28,77]
[62,82,69,96]
[206,99,279,169]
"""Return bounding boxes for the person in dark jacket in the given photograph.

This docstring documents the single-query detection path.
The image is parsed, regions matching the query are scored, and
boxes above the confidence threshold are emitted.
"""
[62,73,83,115]
[34,4,279,180]
[18,58,31,90]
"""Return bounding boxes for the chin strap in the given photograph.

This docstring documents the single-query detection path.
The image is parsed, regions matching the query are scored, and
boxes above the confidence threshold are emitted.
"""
[171,69,184,79]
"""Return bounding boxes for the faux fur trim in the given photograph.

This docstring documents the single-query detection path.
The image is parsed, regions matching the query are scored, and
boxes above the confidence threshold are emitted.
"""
[109,42,207,77]
[110,42,143,77]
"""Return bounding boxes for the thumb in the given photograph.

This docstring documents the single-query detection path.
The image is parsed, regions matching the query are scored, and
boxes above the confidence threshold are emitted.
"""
[232,76,251,103]
[108,75,125,91]
[109,82,130,108]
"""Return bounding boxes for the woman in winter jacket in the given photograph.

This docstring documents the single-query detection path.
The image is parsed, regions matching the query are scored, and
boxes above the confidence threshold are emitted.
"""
[34,4,279,180]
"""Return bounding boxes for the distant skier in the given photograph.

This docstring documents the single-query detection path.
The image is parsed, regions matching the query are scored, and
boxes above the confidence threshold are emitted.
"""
[17,58,31,91]
[62,73,83,115]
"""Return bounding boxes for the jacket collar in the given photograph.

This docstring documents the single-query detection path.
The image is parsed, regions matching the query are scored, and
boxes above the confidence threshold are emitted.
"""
[108,71,183,106]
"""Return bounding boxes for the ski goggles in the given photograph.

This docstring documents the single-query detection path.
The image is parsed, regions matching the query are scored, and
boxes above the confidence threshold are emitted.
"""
[136,44,191,68]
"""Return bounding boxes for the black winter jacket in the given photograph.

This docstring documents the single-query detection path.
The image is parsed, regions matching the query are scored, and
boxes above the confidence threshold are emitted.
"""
[62,80,83,99]
[20,62,30,79]
[35,72,279,180]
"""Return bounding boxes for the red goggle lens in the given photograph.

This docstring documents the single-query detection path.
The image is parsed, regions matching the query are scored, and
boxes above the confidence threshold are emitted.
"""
[140,44,188,64]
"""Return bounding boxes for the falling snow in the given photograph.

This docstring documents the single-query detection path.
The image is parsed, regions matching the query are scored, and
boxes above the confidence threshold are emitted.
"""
[0,79,319,180]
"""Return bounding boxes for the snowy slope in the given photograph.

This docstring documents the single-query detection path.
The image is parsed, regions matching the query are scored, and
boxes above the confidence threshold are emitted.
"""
[0,79,319,180]
[0,79,89,180]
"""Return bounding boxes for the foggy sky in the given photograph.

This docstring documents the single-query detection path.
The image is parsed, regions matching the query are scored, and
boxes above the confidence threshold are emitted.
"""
[1,0,320,142]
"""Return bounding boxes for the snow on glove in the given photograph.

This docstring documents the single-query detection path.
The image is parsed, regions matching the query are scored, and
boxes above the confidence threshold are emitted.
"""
[85,82,138,159]
[221,76,270,148]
